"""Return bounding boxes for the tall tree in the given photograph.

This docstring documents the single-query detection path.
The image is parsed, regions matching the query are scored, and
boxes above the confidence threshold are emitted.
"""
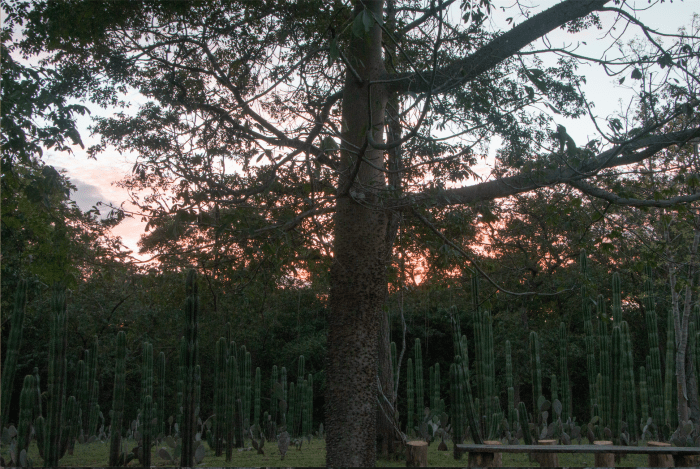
[12,0,700,465]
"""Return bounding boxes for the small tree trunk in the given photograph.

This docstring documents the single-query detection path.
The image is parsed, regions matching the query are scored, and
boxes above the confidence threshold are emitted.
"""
[406,441,428,467]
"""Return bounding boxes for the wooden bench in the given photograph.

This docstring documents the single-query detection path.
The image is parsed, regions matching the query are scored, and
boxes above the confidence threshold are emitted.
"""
[456,442,700,467]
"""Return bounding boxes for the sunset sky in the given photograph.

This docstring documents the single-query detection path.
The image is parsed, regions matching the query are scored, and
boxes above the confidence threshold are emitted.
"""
[40,0,698,260]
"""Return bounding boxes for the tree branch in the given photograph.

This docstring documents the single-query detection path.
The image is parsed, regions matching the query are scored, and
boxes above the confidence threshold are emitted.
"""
[386,0,610,95]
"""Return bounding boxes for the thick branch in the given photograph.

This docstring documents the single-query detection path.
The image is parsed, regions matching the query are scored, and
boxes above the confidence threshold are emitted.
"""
[386,0,610,95]
[396,128,700,209]
[569,181,700,208]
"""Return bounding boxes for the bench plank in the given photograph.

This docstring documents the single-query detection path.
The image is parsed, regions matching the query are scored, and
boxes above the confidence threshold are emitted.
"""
[456,444,700,455]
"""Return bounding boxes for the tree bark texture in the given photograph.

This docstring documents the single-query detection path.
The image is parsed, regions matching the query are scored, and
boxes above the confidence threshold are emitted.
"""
[326,1,388,466]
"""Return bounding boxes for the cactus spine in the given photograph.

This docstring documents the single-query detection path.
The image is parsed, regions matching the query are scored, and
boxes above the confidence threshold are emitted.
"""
[559,322,570,420]
[529,331,542,412]
[407,357,414,435]
[109,331,126,466]
[180,270,199,467]
[1,280,27,429]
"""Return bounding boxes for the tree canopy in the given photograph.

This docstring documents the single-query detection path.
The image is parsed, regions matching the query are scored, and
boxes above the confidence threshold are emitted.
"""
[7,0,700,465]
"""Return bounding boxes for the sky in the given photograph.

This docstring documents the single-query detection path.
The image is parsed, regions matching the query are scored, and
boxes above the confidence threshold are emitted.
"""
[39,0,699,260]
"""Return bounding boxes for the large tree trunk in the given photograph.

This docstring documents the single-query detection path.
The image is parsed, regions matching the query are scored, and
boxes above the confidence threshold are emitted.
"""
[326,1,388,466]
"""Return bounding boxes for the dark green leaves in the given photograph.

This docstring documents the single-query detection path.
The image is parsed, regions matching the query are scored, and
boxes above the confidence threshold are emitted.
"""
[352,9,373,38]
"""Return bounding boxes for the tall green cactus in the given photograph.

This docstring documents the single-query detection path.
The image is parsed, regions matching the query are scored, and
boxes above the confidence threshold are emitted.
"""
[583,301,597,419]
[407,357,414,435]
[214,337,227,456]
[244,348,252,428]
[306,373,313,437]
[458,361,482,445]
[551,373,558,402]
[180,270,199,467]
[226,353,238,459]
[17,374,35,455]
[109,331,127,466]
[87,335,99,437]
[644,265,664,430]
[529,331,542,412]
[141,341,154,468]
[450,362,464,447]
[518,401,533,445]
[1,279,27,429]
[254,367,261,428]
[639,365,649,427]
[475,309,495,433]
[611,326,622,442]
[270,365,279,427]
[612,272,622,327]
[559,322,570,421]
[621,321,638,440]
[390,341,398,390]
[176,336,186,434]
[43,285,68,467]
[505,341,515,429]
[598,295,612,429]
[664,312,677,430]
[414,339,424,421]
[156,351,165,437]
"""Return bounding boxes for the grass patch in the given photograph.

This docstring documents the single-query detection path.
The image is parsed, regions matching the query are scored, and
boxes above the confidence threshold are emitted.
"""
[1,437,652,466]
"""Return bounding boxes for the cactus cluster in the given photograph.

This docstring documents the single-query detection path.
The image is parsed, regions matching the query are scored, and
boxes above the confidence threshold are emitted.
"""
[141,341,154,467]
[644,265,665,430]
[529,331,542,413]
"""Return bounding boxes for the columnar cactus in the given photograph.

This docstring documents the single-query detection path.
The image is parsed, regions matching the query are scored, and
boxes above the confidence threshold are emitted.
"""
[181,269,199,467]
[1,279,27,429]
[226,353,238,459]
[17,374,35,455]
[109,331,127,467]
[407,358,414,435]
[664,312,677,429]
[87,335,99,437]
[43,285,68,467]
[306,373,313,437]
[141,341,154,467]
[156,351,165,437]
[518,401,533,445]
[611,326,622,441]
[612,272,622,327]
[244,348,252,427]
[475,309,495,432]
[551,373,558,402]
[598,296,612,429]
[271,365,278,426]
[450,362,464,447]
[621,321,638,440]
[559,322,570,420]
[390,341,398,389]
[529,331,542,412]
[644,265,664,429]
[505,341,515,429]
[288,380,297,436]
[177,336,186,434]
[583,301,597,418]
[214,337,227,456]
[414,339,424,420]
[254,367,261,428]
[458,360,482,445]
[639,365,649,427]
